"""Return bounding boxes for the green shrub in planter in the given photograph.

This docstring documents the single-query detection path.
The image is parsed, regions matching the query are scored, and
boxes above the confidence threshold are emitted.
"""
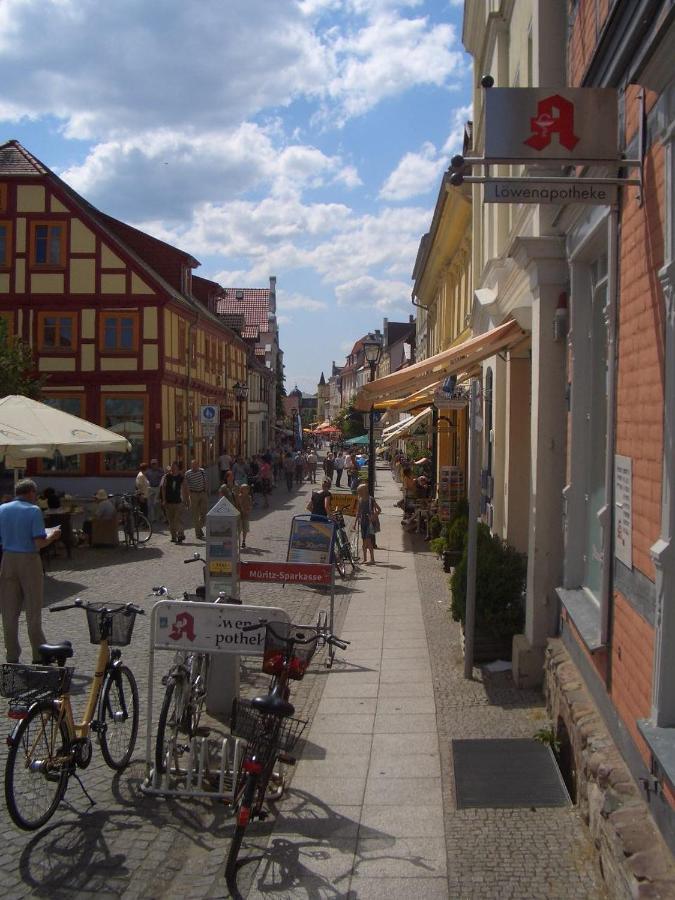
[428,515,442,540]
[446,515,468,552]
[450,523,526,640]
[429,535,447,556]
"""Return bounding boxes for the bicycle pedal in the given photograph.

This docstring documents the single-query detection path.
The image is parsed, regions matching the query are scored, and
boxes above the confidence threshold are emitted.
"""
[277,753,296,766]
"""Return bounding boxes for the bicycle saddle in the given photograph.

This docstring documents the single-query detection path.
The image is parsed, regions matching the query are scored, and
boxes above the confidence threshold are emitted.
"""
[250,693,295,718]
[38,641,74,665]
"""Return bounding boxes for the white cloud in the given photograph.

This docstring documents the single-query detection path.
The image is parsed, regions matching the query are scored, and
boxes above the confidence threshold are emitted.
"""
[321,13,463,125]
[378,103,472,201]
[58,125,360,221]
[379,141,444,201]
[335,275,411,310]
[277,291,328,312]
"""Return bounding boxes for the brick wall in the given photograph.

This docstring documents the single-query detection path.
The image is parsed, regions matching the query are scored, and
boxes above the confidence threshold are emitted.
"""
[616,140,665,580]
[610,591,655,763]
[568,0,611,87]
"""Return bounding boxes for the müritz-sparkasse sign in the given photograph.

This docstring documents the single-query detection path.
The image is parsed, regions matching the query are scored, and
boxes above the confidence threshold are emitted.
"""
[485,88,618,160]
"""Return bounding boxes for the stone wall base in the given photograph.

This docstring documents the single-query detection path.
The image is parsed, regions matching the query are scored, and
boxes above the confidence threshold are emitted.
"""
[545,639,675,899]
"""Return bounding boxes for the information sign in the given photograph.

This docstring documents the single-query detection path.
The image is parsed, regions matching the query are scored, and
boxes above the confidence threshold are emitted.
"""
[485,88,618,161]
[614,455,632,569]
[200,404,219,425]
[287,515,335,564]
[328,494,358,517]
[484,180,617,206]
[240,561,333,586]
[152,601,289,654]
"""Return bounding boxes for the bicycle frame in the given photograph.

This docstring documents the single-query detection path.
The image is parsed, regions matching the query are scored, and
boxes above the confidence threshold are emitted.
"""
[56,638,111,740]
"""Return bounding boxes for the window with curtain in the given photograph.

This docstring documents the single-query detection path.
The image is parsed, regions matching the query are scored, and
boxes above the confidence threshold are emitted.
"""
[102,396,146,472]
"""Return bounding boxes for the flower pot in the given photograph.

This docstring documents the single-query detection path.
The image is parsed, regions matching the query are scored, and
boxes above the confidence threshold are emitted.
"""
[442,549,463,572]
[460,624,513,664]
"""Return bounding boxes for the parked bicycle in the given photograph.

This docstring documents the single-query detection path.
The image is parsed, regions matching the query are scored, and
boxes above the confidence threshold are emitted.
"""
[1,599,144,830]
[115,492,152,548]
[225,618,348,884]
[330,510,356,579]
[153,555,241,777]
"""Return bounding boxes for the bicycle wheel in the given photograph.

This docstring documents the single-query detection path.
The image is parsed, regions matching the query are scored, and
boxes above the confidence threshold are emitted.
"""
[135,512,152,544]
[225,771,258,882]
[5,702,70,830]
[119,511,137,547]
[98,665,139,770]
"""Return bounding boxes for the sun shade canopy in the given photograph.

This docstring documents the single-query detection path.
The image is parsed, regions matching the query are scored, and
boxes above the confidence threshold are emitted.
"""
[382,407,432,445]
[0,394,131,466]
[353,320,528,411]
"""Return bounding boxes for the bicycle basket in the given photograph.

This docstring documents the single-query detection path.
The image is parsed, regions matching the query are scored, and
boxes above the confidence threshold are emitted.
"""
[86,604,137,646]
[261,622,318,680]
[0,663,74,699]
[231,699,308,754]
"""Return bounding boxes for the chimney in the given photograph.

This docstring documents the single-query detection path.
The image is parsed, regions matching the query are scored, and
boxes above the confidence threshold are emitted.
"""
[269,276,277,313]
[409,313,414,324]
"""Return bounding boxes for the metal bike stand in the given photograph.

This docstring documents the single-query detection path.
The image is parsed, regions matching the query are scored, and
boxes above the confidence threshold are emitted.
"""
[141,598,288,801]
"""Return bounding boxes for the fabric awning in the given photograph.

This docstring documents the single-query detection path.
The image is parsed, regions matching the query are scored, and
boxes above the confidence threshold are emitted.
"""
[382,407,432,445]
[354,319,528,411]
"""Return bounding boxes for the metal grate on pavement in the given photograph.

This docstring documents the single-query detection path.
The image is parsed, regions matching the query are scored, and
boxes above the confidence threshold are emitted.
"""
[452,738,570,809]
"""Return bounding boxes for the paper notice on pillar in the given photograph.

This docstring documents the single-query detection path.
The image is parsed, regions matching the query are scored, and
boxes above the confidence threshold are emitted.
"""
[614,455,632,569]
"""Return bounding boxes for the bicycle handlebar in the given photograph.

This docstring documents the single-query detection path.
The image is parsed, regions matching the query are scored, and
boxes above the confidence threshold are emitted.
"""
[50,599,146,615]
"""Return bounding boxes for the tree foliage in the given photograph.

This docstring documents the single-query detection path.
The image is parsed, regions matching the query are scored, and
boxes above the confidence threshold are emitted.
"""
[0,320,45,399]
[333,403,366,440]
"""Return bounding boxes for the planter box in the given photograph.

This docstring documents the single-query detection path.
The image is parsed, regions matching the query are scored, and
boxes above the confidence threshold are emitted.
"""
[460,624,513,664]
[442,549,463,572]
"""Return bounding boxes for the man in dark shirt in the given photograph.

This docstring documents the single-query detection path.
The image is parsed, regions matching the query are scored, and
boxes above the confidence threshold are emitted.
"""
[0,479,61,662]
[160,462,187,543]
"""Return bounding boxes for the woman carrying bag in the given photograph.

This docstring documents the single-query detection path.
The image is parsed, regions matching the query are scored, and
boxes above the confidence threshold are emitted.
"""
[355,483,381,565]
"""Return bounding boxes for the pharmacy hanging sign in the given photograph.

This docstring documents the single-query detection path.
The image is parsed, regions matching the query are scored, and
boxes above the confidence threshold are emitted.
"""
[485,88,618,161]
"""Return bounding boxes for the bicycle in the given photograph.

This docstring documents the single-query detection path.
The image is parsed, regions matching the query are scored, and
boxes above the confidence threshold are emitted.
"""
[329,510,356,579]
[153,555,241,777]
[115,492,152,547]
[1,599,144,831]
[225,619,347,884]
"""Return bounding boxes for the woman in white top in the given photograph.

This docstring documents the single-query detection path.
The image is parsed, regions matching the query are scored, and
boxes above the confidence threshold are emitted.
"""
[135,463,151,517]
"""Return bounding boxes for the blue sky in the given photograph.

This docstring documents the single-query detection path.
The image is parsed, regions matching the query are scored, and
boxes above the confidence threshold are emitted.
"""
[0,0,472,394]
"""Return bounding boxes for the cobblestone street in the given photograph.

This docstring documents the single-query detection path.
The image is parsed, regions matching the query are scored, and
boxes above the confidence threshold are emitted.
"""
[0,468,607,899]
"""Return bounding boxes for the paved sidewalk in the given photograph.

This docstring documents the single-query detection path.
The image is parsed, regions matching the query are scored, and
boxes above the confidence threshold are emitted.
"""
[0,467,607,898]
[235,466,607,899]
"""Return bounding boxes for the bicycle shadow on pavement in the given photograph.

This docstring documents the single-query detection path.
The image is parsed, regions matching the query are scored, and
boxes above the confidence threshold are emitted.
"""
[18,810,138,898]
[236,788,434,900]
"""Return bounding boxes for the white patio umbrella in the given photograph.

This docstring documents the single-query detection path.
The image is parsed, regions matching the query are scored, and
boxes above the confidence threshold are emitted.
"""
[0,395,131,468]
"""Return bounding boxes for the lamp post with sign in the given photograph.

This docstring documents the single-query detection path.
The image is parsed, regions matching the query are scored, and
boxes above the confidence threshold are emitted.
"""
[362,334,381,497]
[234,381,248,457]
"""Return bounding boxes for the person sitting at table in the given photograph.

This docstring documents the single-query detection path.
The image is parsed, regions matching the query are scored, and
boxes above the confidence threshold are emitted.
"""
[82,489,117,546]
[41,487,62,510]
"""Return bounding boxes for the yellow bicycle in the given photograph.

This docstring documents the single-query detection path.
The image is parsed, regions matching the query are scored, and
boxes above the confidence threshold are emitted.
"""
[1,599,144,830]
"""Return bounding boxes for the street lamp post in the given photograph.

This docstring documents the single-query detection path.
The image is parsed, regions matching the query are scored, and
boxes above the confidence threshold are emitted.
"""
[234,381,249,457]
[362,335,381,497]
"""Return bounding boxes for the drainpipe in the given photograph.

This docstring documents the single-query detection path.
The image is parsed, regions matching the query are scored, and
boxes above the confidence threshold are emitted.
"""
[599,204,619,645]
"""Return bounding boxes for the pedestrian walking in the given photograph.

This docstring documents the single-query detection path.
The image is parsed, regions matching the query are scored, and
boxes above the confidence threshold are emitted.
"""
[307,478,332,521]
[283,452,295,492]
[334,451,345,487]
[184,458,209,540]
[294,452,304,485]
[347,453,359,493]
[135,463,151,517]
[0,478,61,663]
[260,458,273,507]
[218,471,238,508]
[160,461,187,543]
[355,483,381,565]
[237,483,252,548]
[324,452,335,483]
[307,449,318,483]
[232,456,248,486]
[145,458,164,524]
[218,450,232,483]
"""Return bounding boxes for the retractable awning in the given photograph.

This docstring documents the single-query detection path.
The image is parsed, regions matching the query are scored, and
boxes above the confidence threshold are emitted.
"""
[354,320,528,411]
[382,406,432,445]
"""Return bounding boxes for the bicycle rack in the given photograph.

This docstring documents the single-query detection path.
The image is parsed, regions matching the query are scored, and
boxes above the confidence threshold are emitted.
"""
[141,732,244,801]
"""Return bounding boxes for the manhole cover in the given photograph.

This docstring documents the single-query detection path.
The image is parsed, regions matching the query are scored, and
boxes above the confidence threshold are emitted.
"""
[452,739,570,809]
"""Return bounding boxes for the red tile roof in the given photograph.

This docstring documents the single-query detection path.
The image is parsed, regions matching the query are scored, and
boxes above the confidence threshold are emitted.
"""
[0,140,47,176]
[217,288,271,340]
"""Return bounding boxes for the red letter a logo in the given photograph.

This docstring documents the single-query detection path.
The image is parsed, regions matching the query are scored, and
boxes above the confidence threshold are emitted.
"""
[524,94,580,152]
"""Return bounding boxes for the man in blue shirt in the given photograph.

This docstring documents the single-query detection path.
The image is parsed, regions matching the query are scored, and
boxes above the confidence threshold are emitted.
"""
[0,479,61,663]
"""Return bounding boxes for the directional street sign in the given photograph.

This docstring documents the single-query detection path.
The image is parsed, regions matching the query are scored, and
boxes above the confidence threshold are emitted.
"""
[200,404,219,425]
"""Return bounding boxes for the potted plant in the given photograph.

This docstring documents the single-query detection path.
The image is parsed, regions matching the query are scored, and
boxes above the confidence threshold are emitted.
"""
[450,523,526,662]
